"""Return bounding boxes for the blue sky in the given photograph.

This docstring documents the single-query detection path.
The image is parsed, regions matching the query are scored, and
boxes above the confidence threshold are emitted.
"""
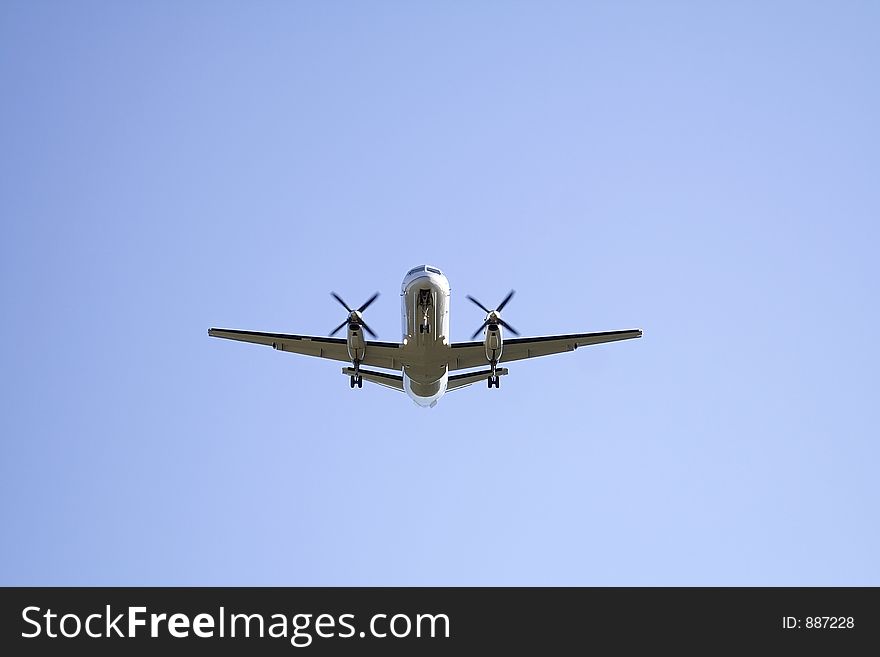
[1,1,877,585]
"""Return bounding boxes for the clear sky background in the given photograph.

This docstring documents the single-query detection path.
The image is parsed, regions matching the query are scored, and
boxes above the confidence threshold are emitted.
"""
[1,2,877,585]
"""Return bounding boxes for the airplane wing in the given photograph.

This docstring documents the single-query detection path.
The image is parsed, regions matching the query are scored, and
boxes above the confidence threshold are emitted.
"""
[448,329,642,371]
[208,328,404,370]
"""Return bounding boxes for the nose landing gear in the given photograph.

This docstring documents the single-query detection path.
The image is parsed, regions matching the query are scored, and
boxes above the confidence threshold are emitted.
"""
[417,288,433,334]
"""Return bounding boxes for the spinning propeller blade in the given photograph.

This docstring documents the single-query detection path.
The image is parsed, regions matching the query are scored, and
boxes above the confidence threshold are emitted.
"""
[467,290,520,338]
[328,292,380,338]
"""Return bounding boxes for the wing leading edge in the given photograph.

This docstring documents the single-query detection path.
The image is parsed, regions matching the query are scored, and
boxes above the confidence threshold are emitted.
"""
[208,328,404,371]
[448,329,642,371]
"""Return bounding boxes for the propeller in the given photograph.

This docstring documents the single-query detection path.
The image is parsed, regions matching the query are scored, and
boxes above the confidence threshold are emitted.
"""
[467,290,520,339]
[329,291,380,339]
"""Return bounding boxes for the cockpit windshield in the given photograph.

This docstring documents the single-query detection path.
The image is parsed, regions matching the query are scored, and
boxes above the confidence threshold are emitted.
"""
[407,265,443,276]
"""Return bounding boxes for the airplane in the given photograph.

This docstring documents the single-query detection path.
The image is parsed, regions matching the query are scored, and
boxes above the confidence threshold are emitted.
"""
[208,264,642,408]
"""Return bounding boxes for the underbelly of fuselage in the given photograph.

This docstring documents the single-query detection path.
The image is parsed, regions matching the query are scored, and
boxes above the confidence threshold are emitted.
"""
[403,373,448,408]
[400,267,452,407]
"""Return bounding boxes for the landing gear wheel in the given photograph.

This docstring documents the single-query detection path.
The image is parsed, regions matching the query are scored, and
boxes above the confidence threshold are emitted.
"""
[357,376,363,388]
[488,376,500,389]
[350,376,356,388]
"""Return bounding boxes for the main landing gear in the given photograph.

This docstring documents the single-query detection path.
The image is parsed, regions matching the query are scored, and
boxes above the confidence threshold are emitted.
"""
[487,360,501,388]
[350,359,363,388]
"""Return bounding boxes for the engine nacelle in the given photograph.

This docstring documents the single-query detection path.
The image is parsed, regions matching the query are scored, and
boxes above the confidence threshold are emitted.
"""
[347,323,366,363]
[484,324,503,363]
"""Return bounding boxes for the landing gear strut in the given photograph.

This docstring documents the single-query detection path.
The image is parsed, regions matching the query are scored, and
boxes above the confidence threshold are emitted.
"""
[487,360,500,388]
[350,359,363,389]
[418,289,432,334]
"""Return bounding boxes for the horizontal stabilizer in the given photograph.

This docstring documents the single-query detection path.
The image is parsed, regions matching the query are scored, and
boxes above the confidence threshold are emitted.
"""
[447,368,508,392]
[342,367,404,392]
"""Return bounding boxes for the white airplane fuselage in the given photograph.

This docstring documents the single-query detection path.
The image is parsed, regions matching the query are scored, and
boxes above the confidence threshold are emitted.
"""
[399,266,453,407]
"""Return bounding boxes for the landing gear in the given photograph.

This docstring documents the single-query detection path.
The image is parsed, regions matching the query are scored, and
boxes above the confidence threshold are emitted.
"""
[350,359,363,389]
[487,360,500,388]
[418,288,433,334]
